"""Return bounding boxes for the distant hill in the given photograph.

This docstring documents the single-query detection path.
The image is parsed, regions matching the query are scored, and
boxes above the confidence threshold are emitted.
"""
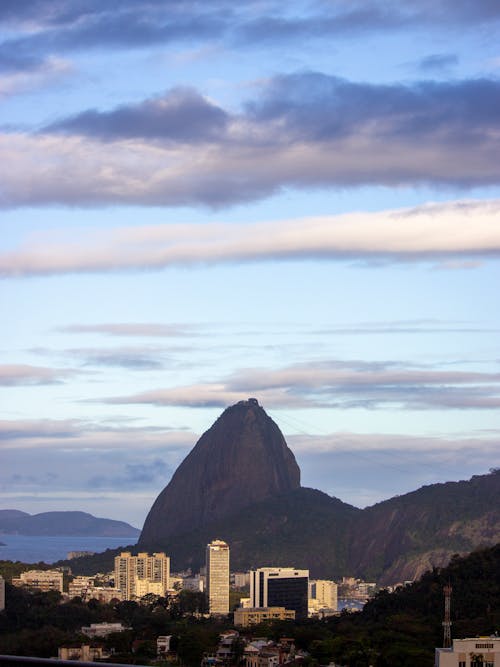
[349,470,500,584]
[0,510,140,537]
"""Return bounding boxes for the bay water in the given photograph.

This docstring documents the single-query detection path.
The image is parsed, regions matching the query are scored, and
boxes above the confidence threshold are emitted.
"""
[0,534,137,564]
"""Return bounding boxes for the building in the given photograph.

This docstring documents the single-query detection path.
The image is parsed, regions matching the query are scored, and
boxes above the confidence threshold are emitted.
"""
[157,635,172,657]
[234,606,295,627]
[81,622,128,638]
[0,575,5,611]
[206,539,230,614]
[250,568,309,620]
[232,572,250,589]
[435,637,500,666]
[67,551,94,560]
[68,576,94,599]
[11,569,64,593]
[58,645,112,662]
[309,579,338,614]
[182,574,204,592]
[114,551,170,601]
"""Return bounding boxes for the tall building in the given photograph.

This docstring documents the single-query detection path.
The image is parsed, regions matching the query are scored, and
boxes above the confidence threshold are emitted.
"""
[309,579,338,611]
[250,567,309,620]
[206,539,230,614]
[114,552,170,600]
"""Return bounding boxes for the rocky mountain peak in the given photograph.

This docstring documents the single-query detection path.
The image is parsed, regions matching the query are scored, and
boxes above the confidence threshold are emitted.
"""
[139,399,300,545]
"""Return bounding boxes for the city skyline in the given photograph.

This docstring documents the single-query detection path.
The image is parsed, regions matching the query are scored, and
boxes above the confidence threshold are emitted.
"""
[1,1,500,526]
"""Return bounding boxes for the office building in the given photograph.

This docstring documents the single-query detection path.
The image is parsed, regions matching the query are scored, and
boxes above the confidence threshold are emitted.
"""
[250,567,309,620]
[114,551,170,601]
[206,539,230,614]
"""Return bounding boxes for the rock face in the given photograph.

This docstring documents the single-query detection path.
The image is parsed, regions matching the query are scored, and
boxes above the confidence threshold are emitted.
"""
[139,399,301,544]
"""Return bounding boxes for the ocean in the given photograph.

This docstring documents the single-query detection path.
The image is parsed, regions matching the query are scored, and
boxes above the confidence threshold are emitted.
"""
[0,535,137,564]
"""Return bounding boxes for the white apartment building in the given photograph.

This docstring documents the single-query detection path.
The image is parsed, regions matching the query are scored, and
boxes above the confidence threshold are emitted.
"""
[12,569,64,593]
[114,551,170,601]
[206,539,230,614]
[435,637,500,666]
[309,579,338,613]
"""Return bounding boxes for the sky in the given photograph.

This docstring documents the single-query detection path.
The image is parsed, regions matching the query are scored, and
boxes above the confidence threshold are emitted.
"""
[1,0,500,529]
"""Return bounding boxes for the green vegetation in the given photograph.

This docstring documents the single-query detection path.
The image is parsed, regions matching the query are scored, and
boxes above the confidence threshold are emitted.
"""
[0,544,498,665]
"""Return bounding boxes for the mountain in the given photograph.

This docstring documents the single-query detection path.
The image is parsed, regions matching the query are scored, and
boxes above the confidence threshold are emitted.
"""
[0,510,140,537]
[70,400,499,583]
[349,471,500,584]
[140,398,300,544]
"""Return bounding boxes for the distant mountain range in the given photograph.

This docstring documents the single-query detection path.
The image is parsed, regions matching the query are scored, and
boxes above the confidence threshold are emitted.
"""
[0,510,140,537]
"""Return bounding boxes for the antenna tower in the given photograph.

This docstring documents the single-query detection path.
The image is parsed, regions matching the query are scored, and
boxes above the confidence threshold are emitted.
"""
[442,584,452,648]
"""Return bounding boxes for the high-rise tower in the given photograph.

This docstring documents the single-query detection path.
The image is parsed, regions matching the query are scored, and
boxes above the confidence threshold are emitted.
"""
[114,552,170,600]
[206,539,229,614]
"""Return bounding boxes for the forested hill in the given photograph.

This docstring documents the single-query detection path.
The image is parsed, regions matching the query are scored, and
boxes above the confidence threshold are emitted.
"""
[318,543,500,666]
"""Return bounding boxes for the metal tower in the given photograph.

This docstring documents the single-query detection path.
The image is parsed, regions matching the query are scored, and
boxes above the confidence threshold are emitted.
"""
[443,584,452,648]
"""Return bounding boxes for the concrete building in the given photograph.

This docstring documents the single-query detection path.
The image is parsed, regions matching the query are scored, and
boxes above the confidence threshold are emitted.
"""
[11,569,63,593]
[309,579,338,614]
[182,574,204,592]
[234,606,296,627]
[68,576,94,599]
[81,622,128,638]
[0,575,5,611]
[435,637,500,666]
[114,551,170,601]
[232,572,250,589]
[250,568,309,620]
[58,645,112,662]
[206,539,230,615]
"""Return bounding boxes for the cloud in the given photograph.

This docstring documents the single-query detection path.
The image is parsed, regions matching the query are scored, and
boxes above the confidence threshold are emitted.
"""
[3,73,500,206]
[2,199,500,277]
[0,56,72,98]
[48,88,229,142]
[69,347,167,370]
[102,359,500,411]
[417,53,459,72]
[0,1,498,73]
[0,418,195,451]
[0,364,75,385]
[57,323,198,337]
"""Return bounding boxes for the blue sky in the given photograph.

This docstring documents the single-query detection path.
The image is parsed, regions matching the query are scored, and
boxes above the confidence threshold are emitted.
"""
[1,0,500,527]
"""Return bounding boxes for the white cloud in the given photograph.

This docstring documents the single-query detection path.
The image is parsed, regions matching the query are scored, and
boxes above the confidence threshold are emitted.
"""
[100,359,500,411]
[2,199,500,277]
[0,364,75,385]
